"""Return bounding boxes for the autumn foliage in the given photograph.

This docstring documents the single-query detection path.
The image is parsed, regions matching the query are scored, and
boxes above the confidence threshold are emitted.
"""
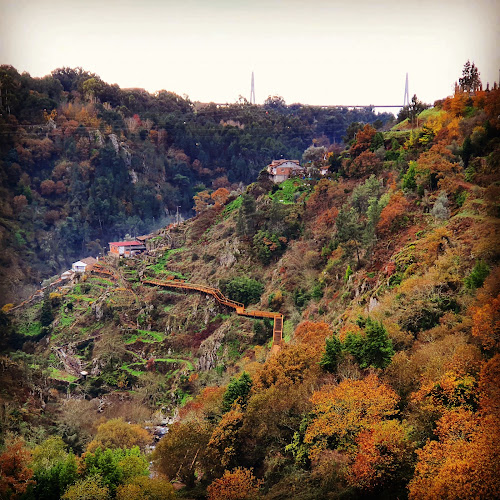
[207,467,262,500]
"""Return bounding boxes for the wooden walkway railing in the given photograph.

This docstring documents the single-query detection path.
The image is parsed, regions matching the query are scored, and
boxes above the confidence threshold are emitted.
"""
[142,278,284,348]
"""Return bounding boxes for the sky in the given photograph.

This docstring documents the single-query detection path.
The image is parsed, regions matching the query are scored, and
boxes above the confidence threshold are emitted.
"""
[0,0,499,107]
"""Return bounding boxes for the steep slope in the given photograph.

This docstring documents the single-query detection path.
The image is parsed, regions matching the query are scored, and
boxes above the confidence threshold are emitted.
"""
[0,64,392,303]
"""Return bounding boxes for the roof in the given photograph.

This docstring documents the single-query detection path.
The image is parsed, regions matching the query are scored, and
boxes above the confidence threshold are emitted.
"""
[72,261,87,267]
[136,234,153,242]
[109,241,144,246]
[81,257,97,265]
[268,159,301,168]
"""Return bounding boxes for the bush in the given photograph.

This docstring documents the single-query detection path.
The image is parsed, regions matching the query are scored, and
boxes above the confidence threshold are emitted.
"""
[221,277,264,307]
[465,260,490,290]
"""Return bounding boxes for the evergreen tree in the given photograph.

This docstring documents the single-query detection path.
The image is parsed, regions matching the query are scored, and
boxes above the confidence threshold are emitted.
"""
[362,317,394,369]
[320,335,343,373]
[402,162,417,191]
[40,292,54,327]
[222,372,252,412]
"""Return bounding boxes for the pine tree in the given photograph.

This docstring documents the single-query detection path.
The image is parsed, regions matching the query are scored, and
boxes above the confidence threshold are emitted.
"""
[362,318,394,369]
[320,335,343,373]
[40,292,54,327]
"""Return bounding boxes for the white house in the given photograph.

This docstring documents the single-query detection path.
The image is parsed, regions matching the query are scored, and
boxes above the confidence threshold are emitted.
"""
[71,257,97,273]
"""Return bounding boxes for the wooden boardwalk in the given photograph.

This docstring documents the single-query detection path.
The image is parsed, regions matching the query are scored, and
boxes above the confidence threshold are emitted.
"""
[142,278,284,348]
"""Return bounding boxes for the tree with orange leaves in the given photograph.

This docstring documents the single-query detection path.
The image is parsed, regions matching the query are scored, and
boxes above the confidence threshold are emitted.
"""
[207,467,262,500]
[350,124,376,158]
[416,142,462,191]
[348,419,415,493]
[470,293,500,352]
[211,187,230,206]
[193,190,212,214]
[376,191,410,237]
[304,375,399,457]
[408,408,500,499]
[0,438,34,499]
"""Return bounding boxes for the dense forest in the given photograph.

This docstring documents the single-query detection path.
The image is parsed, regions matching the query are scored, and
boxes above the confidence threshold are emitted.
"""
[0,65,392,302]
[1,63,499,499]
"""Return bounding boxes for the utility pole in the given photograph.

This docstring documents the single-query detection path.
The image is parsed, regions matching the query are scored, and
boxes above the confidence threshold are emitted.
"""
[250,71,255,104]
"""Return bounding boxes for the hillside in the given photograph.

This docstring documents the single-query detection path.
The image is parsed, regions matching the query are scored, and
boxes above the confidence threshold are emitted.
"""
[0,80,499,499]
[0,65,392,303]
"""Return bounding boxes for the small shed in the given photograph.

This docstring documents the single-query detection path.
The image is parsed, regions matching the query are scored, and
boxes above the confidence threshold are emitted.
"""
[71,257,97,273]
[109,241,146,257]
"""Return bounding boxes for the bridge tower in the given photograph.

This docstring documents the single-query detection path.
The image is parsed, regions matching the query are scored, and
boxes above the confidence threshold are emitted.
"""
[250,71,256,104]
[403,73,410,108]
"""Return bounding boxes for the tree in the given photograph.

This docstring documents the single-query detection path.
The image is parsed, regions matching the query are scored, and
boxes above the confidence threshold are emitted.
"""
[62,475,110,500]
[458,60,481,93]
[207,467,262,500]
[0,439,34,499]
[408,408,500,499]
[470,293,500,352]
[116,476,175,500]
[211,187,230,206]
[82,446,148,494]
[153,420,211,487]
[31,436,78,500]
[397,94,429,123]
[431,191,450,220]
[348,420,415,493]
[236,193,257,238]
[302,145,327,168]
[320,334,342,373]
[85,418,150,453]
[376,191,409,236]
[464,260,490,290]
[336,205,363,262]
[304,375,399,457]
[222,372,253,412]
[361,317,395,369]
[402,162,417,191]
[350,124,377,158]
[220,277,264,307]
[40,291,54,327]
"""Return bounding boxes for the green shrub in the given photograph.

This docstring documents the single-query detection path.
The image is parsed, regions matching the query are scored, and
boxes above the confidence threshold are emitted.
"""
[465,260,490,290]
[220,277,264,307]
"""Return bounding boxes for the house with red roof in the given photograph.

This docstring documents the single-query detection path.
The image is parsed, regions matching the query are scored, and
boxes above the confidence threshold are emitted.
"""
[109,241,146,257]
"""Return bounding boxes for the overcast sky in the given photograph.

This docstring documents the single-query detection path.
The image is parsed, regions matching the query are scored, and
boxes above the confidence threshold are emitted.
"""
[1,0,498,107]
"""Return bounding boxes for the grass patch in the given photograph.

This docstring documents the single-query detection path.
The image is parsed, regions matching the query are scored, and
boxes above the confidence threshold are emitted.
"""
[67,294,94,303]
[418,107,444,121]
[222,195,243,218]
[89,277,114,286]
[49,368,78,382]
[271,178,311,204]
[124,330,166,344]
[18,321,42,337]
[147,247,187,275]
